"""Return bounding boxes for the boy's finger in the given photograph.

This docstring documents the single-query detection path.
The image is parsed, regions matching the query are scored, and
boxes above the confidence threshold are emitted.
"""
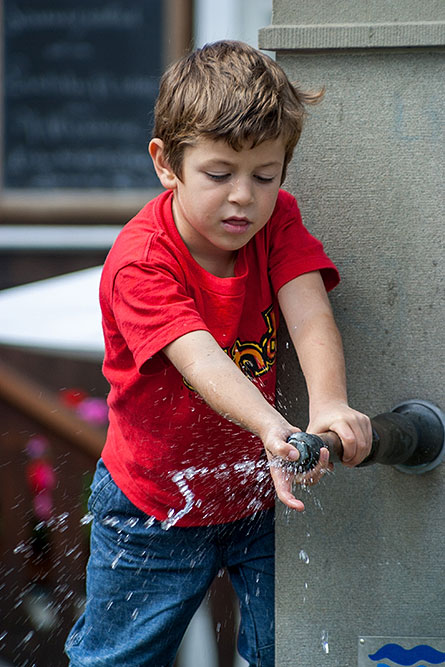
[266,441,300,462]
[269,466,305,511]
[297,446,330,485]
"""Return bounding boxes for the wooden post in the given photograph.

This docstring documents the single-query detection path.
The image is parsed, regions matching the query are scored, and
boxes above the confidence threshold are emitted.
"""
[163,0,194,67]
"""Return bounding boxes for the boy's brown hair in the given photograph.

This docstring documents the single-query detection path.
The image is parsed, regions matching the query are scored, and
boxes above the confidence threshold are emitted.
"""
[153,40,323,183]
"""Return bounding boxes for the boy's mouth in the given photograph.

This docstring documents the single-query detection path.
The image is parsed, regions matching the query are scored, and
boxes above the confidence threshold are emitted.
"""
[222,217,252,233]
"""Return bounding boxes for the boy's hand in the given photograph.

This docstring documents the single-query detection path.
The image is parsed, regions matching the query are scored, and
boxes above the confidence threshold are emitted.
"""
[262,426,331,512]
[278,272,372,468]
[308,401,372,468]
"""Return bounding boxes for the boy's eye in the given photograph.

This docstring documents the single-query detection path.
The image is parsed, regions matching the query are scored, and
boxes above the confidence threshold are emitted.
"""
[254,175,275,183]
[205,172,276,183]
[206,172,229,181]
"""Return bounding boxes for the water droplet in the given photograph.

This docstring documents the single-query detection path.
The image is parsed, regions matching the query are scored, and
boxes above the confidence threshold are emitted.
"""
[321,629,329,654]
[13,541,29,555]
[56,512,70,529]
[131,608,139,621]
[299,550,310,564]
[111,549,125,569]
[80,512,93,526]
[64,546,78,557]
[102,515,119,527]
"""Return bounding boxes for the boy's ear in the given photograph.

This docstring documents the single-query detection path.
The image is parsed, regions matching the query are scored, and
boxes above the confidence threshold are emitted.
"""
[149,139,178,190]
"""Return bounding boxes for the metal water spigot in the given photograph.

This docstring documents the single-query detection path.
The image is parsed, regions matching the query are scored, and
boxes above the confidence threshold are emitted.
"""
[287,399,445,475]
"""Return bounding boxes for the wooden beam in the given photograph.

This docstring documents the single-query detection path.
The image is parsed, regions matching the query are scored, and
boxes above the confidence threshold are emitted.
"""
[0,358,105,458]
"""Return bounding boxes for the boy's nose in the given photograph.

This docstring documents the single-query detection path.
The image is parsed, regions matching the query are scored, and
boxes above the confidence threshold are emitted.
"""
[228,178,254,206]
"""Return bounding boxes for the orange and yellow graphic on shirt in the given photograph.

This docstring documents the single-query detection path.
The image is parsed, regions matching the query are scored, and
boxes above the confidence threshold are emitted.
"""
[184,305,277,390]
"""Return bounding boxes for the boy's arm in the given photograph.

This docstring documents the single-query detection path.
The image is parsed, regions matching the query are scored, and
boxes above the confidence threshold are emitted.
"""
[278,270,372,466]
[163,330,328,511]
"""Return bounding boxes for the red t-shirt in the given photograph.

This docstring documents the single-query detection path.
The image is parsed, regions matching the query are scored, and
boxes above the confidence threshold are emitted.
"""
[100,189,339,526]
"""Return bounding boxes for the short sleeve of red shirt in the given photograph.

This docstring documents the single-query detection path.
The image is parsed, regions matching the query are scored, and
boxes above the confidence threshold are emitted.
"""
[268,190,339,294]
[112,246,210,373]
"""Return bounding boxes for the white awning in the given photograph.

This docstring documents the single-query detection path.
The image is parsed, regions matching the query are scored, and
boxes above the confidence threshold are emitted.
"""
[0,266,104,360]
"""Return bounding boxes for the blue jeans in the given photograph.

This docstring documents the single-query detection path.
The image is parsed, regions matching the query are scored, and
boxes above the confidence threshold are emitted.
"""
[65,459,275,666]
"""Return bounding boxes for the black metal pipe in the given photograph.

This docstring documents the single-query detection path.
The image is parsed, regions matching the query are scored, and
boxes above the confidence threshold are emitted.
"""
[286,399,445,475]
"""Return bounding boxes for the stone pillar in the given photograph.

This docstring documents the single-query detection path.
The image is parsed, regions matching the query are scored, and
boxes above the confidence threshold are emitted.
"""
[259,3,445,666]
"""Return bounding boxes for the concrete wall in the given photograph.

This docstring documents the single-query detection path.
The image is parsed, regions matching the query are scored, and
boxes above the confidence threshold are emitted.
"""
[259,3,445,666]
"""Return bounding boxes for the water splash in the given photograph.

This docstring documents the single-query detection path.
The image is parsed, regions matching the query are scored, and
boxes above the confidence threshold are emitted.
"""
[23,586,58,632]
[293,481,325,512]
[162,469,197,529]
[163,458,268,528]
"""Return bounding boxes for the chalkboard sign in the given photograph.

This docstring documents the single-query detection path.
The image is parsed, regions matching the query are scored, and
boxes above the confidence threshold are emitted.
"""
[3,0,163,190]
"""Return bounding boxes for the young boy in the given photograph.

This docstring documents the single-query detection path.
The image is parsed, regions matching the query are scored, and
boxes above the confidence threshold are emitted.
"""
[66,41,371,666]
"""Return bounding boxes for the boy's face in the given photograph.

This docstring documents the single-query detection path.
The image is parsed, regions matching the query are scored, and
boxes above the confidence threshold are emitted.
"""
[155,137,285,274]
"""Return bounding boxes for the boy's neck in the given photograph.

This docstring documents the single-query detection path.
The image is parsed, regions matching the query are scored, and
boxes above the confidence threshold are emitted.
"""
[190,249,238,278]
